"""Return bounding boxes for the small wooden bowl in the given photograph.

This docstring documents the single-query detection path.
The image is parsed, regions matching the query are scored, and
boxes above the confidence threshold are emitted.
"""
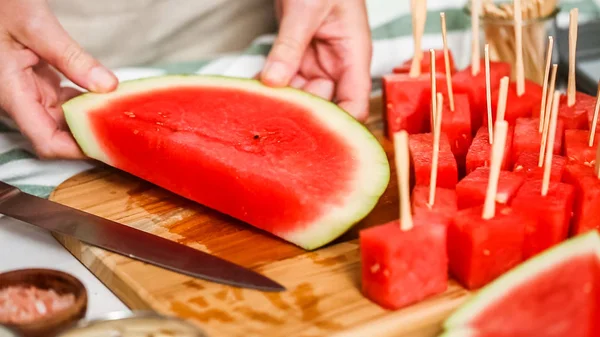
[0,269,88,337]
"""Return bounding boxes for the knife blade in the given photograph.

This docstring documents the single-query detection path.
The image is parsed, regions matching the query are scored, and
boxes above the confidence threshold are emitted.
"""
[0,181,285,292]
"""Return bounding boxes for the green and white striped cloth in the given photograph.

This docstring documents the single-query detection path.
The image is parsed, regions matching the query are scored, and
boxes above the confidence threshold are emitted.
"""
[0,0,596,198]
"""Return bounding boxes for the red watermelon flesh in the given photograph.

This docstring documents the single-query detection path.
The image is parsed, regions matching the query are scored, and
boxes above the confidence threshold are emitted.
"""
[511,180,575,259]
[563,163,600,236]
[456,167,525,209]
[448,205,528,290]
[443,230,600,337]
[392,49,455,75]
[512,152,566,182]
[564,129,599,166]
[408,133,458,189]
[453,60,511,133]
[359,216,448,310]
[555,92,597,130]
[382,73,446,136]
[489,80,543,126]
[512,117,564,164]
[411,185,458,224]
[465,126,514,174]
[62,75,390,250]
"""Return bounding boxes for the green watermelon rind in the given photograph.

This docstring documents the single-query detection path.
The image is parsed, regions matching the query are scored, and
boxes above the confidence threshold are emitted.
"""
[63,74,391,250]
[443,230,600,329]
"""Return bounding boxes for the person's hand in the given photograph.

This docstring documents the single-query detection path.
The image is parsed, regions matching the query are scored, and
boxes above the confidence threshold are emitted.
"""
[260,0,372,122]
[0,0,118,159]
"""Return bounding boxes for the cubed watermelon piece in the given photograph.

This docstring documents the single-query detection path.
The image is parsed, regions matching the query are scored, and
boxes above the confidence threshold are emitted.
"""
[382,73,446,136]
[453,60,511,133]
[512,152,566,182]
[456,167,525,209]
[465,126,514,174]
[489,80,543,126]
[564,129,599,166]
[512,180,575,259]
[563,163,600,236]
[409,133,458,189]
[392,49,455,75]
[360,217,448,310]
[512,117,564,163]
[550,92,597,130]
[448,205,528,289]
[411,185,458,224]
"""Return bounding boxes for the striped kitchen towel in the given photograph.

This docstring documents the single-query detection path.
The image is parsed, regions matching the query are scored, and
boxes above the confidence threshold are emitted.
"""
[0,0,595,198]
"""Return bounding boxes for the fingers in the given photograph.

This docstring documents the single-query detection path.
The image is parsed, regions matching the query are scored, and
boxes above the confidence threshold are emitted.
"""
[261,1,330,87]
[302,78,335,101]
[8,2,117,93]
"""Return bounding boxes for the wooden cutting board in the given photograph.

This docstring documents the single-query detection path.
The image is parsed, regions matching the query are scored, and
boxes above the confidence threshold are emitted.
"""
[48,96,472,337]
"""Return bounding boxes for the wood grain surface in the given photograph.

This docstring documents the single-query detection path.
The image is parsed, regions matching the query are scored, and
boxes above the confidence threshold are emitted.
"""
[48,96,472,337]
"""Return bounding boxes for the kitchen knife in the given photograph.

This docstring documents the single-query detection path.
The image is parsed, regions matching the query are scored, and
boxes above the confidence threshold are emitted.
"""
[0,181,285,292]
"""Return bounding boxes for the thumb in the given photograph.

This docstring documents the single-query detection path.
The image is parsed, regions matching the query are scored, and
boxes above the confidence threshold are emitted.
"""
[261,2,328,87]
[12,5,117,93]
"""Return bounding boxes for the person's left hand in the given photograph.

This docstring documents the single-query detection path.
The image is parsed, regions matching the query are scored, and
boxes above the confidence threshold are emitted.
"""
[260,0,372,122]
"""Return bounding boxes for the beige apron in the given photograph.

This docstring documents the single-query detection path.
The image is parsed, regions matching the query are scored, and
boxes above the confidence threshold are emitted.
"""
[48,0,277,68]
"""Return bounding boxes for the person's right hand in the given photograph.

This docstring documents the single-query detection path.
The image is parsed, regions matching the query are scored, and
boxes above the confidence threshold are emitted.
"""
[0,0,118,159]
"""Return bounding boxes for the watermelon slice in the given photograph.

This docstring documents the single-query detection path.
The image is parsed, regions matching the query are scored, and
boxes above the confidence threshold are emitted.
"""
[512,152,566,182]
[563,163,600,236]
[512,117,564,164]
[465,126,514,174]
[408,133,458,189]
[456,167,525,209]
[443,230,600,337]
[452,60,511,133]
[392,49,455,75]
[63,75,390,250]
[564,129,599,166]
[511,180,575,259]
[489,80,543,126]
[448,205,529,290]
[411,185,458,224]
[359,216,448,310]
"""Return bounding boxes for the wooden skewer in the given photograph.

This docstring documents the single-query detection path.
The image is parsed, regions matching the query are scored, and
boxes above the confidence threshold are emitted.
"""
[441,12,455,111]
[485,44,493,144]
[429,93,444,207]
[430,49,437,131]
[568,8,578,106]
[472,0,481,76]
[542,91,561,196]
[589,81,600,147]
[394,131,413,231]
[539,36,554,133]
[514,0,525,96]
[409,0,427,78]
[496,76,510,123]
[539,64,558,167]
[483,120,509,220]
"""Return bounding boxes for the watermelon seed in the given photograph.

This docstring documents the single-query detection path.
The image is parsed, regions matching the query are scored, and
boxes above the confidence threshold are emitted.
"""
[133,130,139,135]
[253,134,260,140]
[370,263,380,273]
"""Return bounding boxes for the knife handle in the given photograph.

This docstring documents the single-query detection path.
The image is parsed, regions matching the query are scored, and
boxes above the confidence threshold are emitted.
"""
[0,181,19,203]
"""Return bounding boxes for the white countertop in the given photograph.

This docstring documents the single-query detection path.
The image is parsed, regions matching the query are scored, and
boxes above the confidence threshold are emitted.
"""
[0,215,129,319]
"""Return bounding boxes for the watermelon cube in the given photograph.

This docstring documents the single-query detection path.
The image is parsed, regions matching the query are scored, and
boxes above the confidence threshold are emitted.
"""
[555,92,597,130]
[512,180,575,259]
[563,163,600,235]
[456,167,525,209]
[382,73,446,136]
[392,49,455,75]
[411,185,458,224]
[452,60,511,133]
[512,117,564,163]
[360,216,448,310]
[408,133,458,189]
[512,152,566,182]
[448,205,529,289]
[465,126,514,174]
[564,129,599,166]
[427,93,472,166]
[489,80,543,126]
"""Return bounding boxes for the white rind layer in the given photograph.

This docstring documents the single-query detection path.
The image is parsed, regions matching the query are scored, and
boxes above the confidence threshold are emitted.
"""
[444,230,600,329]
[63,74,390,250]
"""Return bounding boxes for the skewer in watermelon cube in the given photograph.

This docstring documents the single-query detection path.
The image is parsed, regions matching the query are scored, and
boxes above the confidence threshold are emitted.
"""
[563,160,600,236]
[448,121,529,289]
[412,92,458,224]
[564,89,600,165]
[513,152,566,182]
[456,166,524,210]
[409,133,458,189]
[512,117,564,163]
[512,91,576,259]
[360,129,448,310]
[393,49,454,76]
